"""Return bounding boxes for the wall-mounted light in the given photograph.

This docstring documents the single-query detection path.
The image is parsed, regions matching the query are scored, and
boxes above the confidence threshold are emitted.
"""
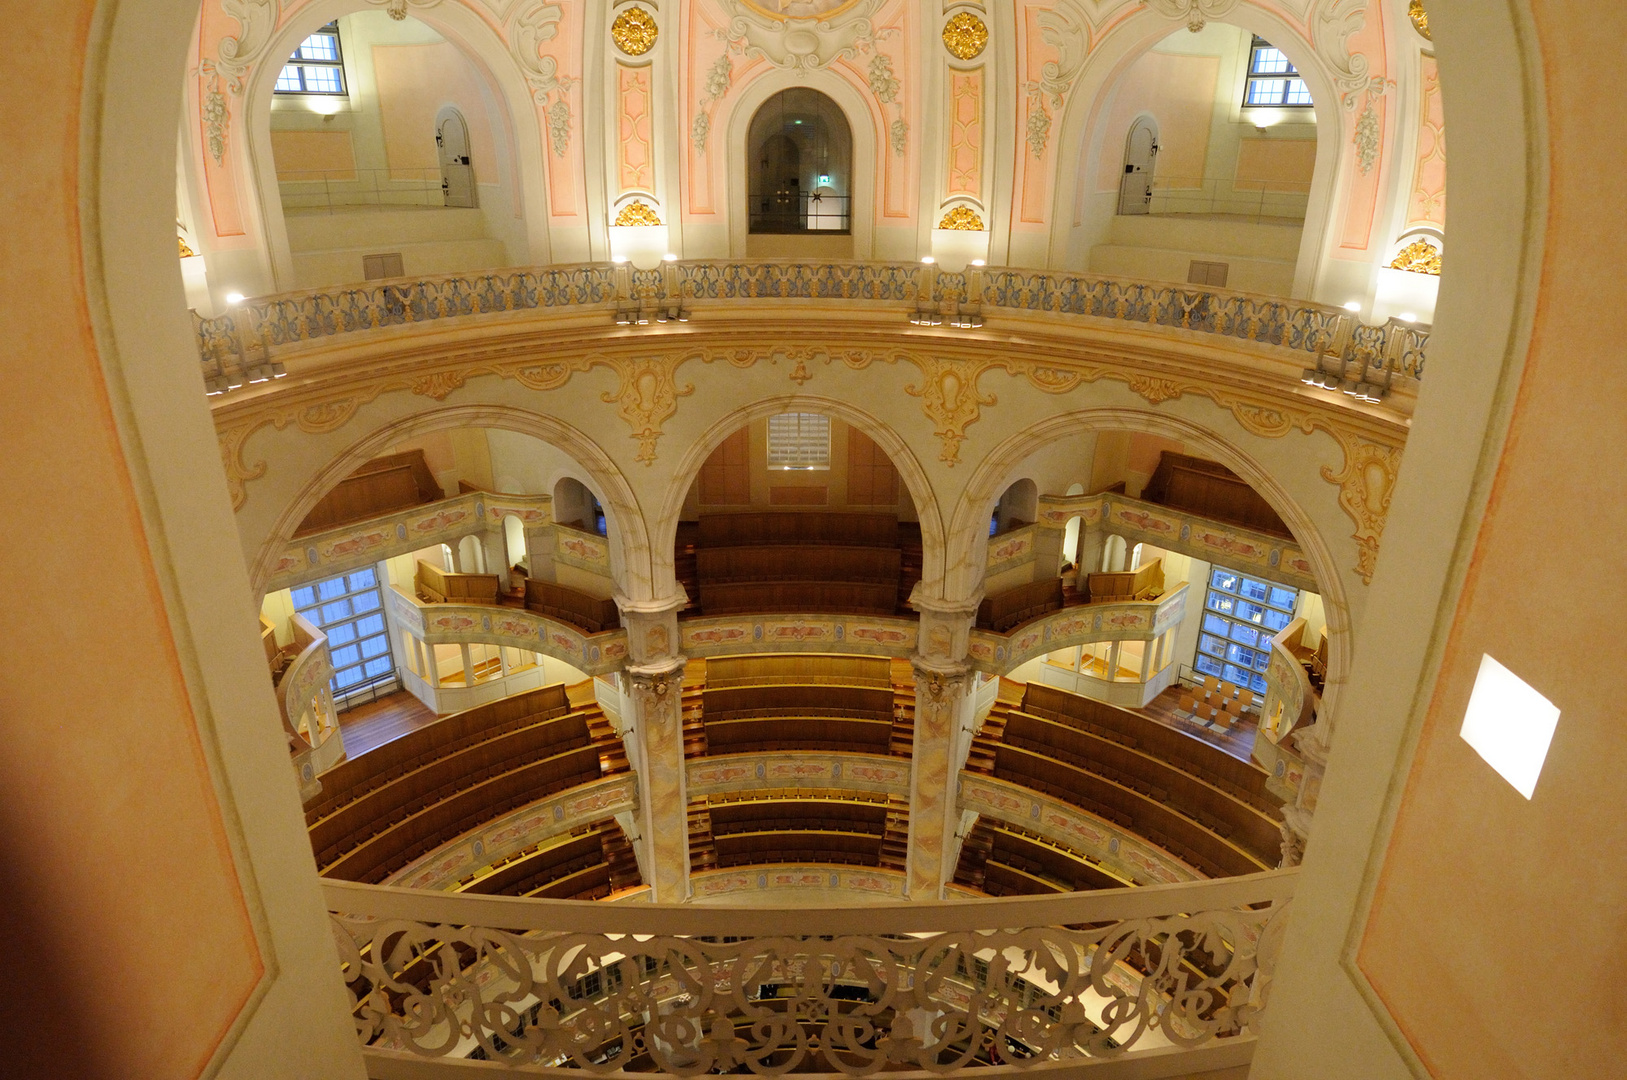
[970,259,986,267]
[662,253,678,262]
[1343,301,1362,312]
[1460,653,1560,799]
[920,256,936,265]
[611,255,628,265]
[226,292,245,305]
[1398,312,1418,322]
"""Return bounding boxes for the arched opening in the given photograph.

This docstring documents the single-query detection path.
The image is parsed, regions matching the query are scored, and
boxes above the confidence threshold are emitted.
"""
[552,477,604,537]
[992,479,1039,536]
[673,410,920,618]
[1072,20,1324,296]
[456,533,485,574]
[1102,534,1129,572]
[502,513,527,575]
[745,88,852,253]
[250,7,533,293]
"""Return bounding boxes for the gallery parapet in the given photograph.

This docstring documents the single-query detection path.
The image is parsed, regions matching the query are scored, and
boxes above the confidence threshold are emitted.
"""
[194,260,1427,397]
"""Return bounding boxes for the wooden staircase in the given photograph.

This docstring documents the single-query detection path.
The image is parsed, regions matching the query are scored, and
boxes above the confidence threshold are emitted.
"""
[686,799,717,872]
[877,794,911,872]
[952,818,996,891]
[601,821,643,890]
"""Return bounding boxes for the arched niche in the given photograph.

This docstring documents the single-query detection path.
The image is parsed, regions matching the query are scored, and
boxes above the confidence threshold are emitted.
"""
[1048,7,1343,299]
[745,89,853,236]
[655,396,946,609]
[247,406,652,606]
[725,67,880,258]
[945,408,1355,723]
[993,478,1039,535]
[238,0,551,292]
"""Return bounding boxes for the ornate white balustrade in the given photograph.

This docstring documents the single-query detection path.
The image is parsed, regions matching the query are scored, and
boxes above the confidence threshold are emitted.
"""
[281,613,342,795]
[194,260,1427,394]
[325,868,1295,1076]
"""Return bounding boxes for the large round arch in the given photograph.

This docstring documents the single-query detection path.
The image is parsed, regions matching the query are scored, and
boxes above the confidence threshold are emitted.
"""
[945,407,1356,721]
[724,66,881,258]
[1047,5,1345,298]
[240,0,551,291]
[246,405,653,605]
[654,395,948,608]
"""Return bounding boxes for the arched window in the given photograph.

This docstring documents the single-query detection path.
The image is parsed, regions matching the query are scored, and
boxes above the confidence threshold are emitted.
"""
[747,89,852,234]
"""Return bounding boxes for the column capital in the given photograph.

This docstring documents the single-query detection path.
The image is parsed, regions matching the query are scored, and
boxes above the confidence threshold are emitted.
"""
[616,592,688,667]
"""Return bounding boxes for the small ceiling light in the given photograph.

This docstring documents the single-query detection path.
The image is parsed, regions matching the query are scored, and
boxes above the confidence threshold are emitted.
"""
[662,253,678,262]
[1343,301,1362,312]
[970,259,986,267]
[1398,312,1417,322]
[920,256,935,265]
[1460,653,1560,799]
[226,292,245,305]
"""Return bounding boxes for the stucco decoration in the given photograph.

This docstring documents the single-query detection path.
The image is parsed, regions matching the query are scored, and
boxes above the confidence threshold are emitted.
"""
[941,11,987,60]
[627,662,689,901]
[366,0,445,20]
[691,51,735,153]
[1320,428,1403,584]
[1022,5,1086,157]
[508,3,576,155]
[1406,0,1430,40]
[1312,0,1379,108]
[901,357,999,466]
[937,206,984,231]
[906,661,970,898]
[601,357,695,464]
[716,0,887,71]
[613,199,664,226]
[1141,0,1239,35]
[1388,237,1441,275]
[610,5,659,55]
[197,0,278,162]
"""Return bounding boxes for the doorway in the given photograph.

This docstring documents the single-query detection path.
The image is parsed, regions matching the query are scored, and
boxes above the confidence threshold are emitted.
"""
[1118,116,1158,216]
[437,107,475,208]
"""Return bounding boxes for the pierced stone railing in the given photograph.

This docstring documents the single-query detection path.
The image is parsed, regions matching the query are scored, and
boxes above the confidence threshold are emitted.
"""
[194,260,1426,394]
[325,868,1295,1075]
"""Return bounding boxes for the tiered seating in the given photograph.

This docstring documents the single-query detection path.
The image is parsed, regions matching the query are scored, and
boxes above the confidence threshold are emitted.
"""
[305,685,624,884]
[690,512,903,615]
[1143,452,1291,537]
[969,825,1133,896]
[523,578,620,633]
[708,792,889,867]
[456,822,634,901]
[295,449,441,536]
[703,683,894,754]
[976,577,1064,632]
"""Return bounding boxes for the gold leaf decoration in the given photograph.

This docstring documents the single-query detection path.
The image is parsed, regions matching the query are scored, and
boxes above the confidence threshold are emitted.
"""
[937,206,985,231]
[942,11,988,61]
[178,236,196,258]
[410,371,467,400]
[1407,0,1431,40]
[613,199,663,227]
[611,7,658,57]
[1320,430,1404,585]
[600,357,694,464]
[904,357,997,465]
[1389,238,1441,276]
[1127,375,1185,405]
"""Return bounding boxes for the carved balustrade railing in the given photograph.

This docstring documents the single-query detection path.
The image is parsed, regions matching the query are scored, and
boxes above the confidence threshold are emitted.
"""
[324,868,1295,1075]
[194,260,1426,395]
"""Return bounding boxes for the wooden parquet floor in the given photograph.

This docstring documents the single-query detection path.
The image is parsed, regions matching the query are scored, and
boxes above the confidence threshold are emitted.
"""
[338,690,439,758]
[1134,682,1260,764]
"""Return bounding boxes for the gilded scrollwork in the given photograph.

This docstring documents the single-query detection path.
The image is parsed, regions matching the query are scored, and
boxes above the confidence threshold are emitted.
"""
[1389,238,1442,276]
[1320,429,1404,585]
[409,371,467,400]
[610,6,658,57]
[941,11,988,60]
[904,357,998,466]
[601,357,696,465]
[1127,374,1186,405]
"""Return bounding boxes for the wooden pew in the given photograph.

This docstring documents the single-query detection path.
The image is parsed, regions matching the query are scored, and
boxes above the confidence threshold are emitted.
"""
[1142,453,1291,537]
[977,577,1064,632]
[524,578,621,633]
[696,512,900,549]
[696,580,898,615]
[416,559,501,605]
[696,545,902,584]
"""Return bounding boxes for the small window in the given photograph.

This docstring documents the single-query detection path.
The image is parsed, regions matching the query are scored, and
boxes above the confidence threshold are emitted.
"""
[275,22,347,96]
[767,413,831,470]
[1244,37,1312,108]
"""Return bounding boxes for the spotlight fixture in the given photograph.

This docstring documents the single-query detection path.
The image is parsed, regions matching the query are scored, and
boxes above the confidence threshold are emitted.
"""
[1342,300,1362,312]
[611,254,629,265]
[1300,367,1340,391]
[662,253,678,262]
[920,256,936,265]
[225,291,245,305]
[246,360,287,384]
[970,258,986,267]
[655,304,689,324]
[909,301,942,327]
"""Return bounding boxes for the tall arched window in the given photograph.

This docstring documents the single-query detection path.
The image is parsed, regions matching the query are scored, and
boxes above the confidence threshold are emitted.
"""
[747,89,852,234]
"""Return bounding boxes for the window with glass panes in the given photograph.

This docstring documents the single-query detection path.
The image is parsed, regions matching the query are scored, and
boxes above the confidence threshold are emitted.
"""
[766,413,831,469]
[274,23,346,95]
[290,566,396,704]
[1194,566,1297,696]
[1243,37,1312,107]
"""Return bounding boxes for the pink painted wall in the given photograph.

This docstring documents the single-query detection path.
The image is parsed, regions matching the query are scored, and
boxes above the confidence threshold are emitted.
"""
[1405,53,1445,230]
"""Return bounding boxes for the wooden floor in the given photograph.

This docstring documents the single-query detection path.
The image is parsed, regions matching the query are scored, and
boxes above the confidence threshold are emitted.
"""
[1134,681,1260,764]
[338,690,440,758]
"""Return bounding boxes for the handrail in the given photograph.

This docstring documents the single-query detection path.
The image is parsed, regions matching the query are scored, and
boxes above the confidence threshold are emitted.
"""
[276,612,333,749]
[193,259,1426,394]
[324,865,1294,936]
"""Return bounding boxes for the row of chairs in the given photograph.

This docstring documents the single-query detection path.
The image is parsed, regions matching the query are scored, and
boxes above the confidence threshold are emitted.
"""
[1179,693,1243,731]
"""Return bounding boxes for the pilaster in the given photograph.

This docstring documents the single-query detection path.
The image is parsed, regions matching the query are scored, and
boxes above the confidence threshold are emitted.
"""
[617,591,690,901]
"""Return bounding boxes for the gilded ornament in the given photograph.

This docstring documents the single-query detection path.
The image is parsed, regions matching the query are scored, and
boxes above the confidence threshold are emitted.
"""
[610,7,658,57]
[937,206,985,231]
[178,236,196,258]
[942,12,989,61]
[1389,238,1442,276]
[1407,0,1431,40]
[613,200,663,227]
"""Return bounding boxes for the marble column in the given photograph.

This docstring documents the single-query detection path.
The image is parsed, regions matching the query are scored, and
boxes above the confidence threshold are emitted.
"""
[905,594,980,899]
[618,594,690,902]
